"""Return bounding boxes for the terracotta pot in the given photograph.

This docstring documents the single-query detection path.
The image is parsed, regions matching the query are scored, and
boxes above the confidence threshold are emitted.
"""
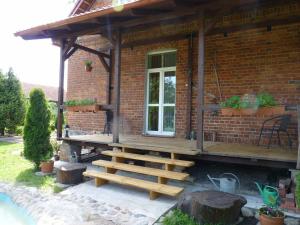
[240,108,257,116]
[257,106,285,117]
[85,65,93,72]
[66,105,98,112]
[259,214,284,225]
[221,108,240,116]
[40,160,54,173]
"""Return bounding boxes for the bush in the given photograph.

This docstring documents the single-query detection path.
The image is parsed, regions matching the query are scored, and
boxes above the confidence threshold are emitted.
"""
[296,173,300,208]
[23,89,53,170]
[163,209,199,225]
[65,98,96,106]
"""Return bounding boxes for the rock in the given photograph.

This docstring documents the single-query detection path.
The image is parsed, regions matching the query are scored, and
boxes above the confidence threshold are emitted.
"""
[241,207,255,217]
[284,217,300,225]
[178,190,247,225]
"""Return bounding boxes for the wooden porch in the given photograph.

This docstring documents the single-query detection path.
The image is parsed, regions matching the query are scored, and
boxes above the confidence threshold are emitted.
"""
[63,134,297,168]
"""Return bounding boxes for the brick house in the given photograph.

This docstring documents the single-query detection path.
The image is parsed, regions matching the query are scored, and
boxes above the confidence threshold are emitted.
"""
[16,0,300,168]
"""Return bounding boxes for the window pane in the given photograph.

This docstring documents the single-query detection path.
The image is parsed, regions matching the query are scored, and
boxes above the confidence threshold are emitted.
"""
[163,52,176,67]
[164,71,176,104]
[148,72,160,104]
[148,106,159,131]
[148,54,162,69]
[163,106,175,132]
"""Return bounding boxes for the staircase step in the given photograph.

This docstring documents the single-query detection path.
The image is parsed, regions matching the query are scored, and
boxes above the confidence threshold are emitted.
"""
[83,170,183,200]
[92,160,189,181]
[102,150,194,167]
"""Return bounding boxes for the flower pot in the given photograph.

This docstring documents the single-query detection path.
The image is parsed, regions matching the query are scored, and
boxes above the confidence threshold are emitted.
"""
[256,106,285,117]
[85,65,93,72]
[259,214,284,225]
[240,108,257,116]
[40,160,54,173]
[66,105,99,112]
[221,108,240,116]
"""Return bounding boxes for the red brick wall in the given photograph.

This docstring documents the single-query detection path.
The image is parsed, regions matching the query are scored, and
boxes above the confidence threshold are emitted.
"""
[66,3,300,147]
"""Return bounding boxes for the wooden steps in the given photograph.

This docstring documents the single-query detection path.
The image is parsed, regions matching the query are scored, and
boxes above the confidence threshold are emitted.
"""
[83,170,183,199]
[92,160,189,181]
[102,150,195,168]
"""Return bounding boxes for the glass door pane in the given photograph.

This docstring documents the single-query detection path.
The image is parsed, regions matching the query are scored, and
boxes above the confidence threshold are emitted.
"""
[148,72,160,104]
[163,71,176,104]
[163,106,175,132]
[148,106,159,131]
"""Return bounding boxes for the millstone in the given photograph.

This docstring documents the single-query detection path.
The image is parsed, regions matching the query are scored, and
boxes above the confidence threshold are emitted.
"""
[178,190,247,225]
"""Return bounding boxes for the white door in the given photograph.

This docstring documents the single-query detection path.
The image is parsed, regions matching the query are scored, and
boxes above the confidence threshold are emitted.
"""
[146,51,176,136]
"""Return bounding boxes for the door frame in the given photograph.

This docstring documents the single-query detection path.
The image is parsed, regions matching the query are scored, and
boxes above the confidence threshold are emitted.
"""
[145,50,177,136]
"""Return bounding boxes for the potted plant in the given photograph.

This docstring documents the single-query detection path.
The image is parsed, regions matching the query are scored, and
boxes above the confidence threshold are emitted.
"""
[240,94,259,116]
[220,96,241,116]
[259,206,284,225]
[23,89,53,173]
[256,92,285,116]
[65,98,98,112]
[84,60,93,72]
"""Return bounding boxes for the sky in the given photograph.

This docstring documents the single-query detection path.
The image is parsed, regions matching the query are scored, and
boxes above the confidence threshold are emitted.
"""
[0,0,74,87]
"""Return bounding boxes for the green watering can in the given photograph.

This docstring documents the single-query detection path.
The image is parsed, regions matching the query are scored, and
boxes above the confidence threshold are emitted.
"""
[255,182,279,207]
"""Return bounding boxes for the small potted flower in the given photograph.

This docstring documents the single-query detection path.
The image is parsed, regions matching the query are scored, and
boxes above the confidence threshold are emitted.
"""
[259,206,284,225]
[84,60,93,72]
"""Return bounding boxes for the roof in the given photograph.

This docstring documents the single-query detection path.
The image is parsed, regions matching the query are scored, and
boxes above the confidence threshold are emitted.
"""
[15,0,168,40]
[22,82,65,102]
[69,0,95,16]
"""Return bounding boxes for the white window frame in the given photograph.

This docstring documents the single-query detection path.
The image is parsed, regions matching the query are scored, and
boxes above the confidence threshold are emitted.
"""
[145,50,176,136]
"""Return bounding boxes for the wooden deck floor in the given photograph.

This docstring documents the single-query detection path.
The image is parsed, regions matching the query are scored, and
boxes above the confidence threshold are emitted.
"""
[63,134,297,166]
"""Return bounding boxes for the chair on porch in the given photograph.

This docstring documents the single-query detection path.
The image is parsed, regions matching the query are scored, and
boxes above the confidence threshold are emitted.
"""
[257,114,293,149]
[103,110,113,135]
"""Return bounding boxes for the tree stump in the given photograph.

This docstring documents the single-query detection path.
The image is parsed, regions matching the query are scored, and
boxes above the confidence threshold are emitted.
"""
[56,162,87,185]
[178,190,247,225]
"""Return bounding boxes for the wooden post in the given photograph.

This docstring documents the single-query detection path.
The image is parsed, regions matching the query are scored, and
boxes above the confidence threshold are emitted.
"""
[186,34,193,139]
[57,39,65,140]
[297,105,300,169]
[196,11,205,151]
[113,29,121,143]
[107,49,113,104]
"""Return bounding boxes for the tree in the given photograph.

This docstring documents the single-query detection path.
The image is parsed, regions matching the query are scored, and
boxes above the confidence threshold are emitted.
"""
[23,88,52,170]
[0,68,26,135]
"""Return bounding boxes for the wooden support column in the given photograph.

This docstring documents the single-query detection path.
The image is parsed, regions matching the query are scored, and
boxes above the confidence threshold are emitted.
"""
[57,39,65,140]
[186,34,193,139]
[196,11,205,151]
[113,29,121,143]
[297,105,300,169]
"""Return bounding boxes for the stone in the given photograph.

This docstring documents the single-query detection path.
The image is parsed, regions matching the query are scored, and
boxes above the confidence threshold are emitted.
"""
[178,190,247,225]
[284,218,300,225]
[59,141,81,162]
[241,207,255,217]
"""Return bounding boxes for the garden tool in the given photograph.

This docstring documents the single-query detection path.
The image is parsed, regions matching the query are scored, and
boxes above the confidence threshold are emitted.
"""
[254,182,280,207]
[207,173,240,194]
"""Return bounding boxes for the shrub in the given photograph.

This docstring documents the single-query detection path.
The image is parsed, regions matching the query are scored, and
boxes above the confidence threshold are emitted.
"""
[163,209,199,225]
[257,92,277,107]
[23,89,52,170]
[240,94,259,109]
[296,173,300,208]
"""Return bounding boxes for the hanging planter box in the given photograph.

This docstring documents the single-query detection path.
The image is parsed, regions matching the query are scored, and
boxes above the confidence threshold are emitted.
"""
[256,106,285,117]
[66,104,99,112]
[220,108,240,116]
[240,108,258,116]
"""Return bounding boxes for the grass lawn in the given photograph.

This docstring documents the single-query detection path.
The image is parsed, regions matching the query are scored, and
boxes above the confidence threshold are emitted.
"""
[0,141,60,192]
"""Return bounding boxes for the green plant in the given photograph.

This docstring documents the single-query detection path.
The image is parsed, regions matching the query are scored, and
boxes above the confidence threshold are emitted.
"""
[84,60,93,67]
[163,209,199,225]
[257,92,277,107]
[15,126,24,136]
[296,173,300,208]
[240,94,259,109]
[23,89,53,170]
[259,206,284,218]
[65,98,96,107]
[220,96,241,109]
[0,68,26,136]
[51,139,61,154]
